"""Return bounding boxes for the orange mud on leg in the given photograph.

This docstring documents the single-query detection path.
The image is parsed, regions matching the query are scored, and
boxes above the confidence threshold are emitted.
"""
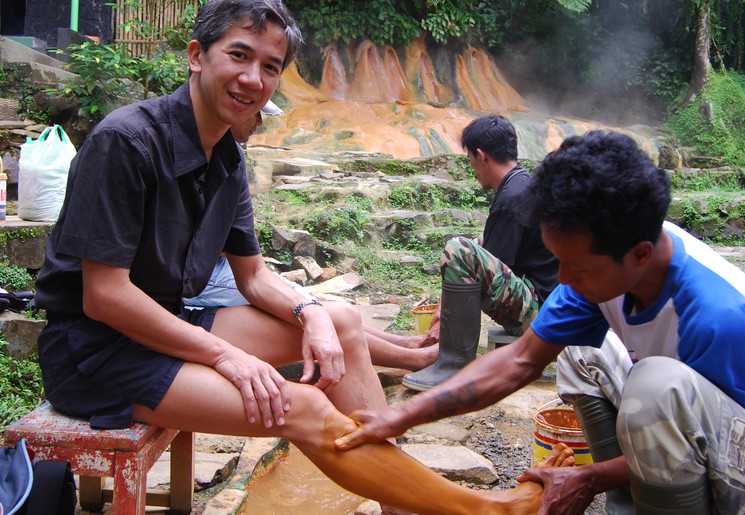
[293,408,559,515]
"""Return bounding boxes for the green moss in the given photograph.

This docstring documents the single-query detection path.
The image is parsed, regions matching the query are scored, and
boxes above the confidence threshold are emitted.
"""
[667,70,745,166]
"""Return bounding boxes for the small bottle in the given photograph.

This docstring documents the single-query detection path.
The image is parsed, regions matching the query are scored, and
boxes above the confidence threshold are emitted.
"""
[0,159,6,224]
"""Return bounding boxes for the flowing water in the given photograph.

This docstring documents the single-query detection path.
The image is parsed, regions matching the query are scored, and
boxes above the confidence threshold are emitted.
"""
[243,444,365,514]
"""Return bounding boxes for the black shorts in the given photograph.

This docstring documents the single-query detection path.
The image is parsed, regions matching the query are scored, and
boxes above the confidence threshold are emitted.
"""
[37,307,218,429]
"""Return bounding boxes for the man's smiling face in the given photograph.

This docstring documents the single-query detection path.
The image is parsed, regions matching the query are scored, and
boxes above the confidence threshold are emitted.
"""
[189,19,287,132]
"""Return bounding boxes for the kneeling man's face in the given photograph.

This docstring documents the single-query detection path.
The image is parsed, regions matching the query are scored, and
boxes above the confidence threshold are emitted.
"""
[541,225,639,304]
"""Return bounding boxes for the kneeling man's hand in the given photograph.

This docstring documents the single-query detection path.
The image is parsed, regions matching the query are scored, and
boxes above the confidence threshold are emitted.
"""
[334,407,407,450]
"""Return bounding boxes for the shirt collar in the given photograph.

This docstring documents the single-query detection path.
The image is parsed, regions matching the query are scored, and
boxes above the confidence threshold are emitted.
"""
[168,83,242,178]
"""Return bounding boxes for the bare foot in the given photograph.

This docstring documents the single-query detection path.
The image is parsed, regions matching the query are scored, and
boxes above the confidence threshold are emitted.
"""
[484,443,575,515]
[393,334,432,349]
[537,442,574,468]
[410,344,439,371]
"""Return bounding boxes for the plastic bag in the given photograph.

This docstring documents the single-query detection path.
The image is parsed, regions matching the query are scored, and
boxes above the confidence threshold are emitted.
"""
[18,125,77,222]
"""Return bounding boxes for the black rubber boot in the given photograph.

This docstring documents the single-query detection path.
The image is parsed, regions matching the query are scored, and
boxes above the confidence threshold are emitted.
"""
[629,472,712,514]
[402,281,481,391]
[573,395,634,515]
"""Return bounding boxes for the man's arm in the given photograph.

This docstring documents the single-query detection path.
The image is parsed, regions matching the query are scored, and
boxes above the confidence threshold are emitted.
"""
[81,258,290,428]
[227,253,345,391]
[335,328,562,448]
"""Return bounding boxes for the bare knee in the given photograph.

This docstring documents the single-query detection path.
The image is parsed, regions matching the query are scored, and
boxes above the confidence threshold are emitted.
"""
[285,384,356,450]
[325,302,368,356]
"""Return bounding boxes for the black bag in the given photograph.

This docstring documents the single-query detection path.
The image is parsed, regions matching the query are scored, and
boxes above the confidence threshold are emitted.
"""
[0,289,34,314]
[0,439,76,515]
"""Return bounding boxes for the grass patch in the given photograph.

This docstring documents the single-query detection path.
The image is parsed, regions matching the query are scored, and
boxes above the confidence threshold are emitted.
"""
[350,247,441,299]
[669,170,745,192]
[0,338,44,432]
[0,264,34,291]
[388,181,488,211]
[304,206,369,244]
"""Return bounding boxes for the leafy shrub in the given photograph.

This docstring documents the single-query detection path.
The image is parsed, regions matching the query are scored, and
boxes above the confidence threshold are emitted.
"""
[304,206,368,244]
[0,338,44,432]
[0,264,34,291]
[667,70,745,166]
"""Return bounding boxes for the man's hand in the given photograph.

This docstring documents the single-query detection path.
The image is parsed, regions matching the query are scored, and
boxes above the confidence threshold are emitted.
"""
[213,347,290,428]
[419,304,441,347]
[334,407,407,450]
[299,304,345,391]
[517,461,595,515]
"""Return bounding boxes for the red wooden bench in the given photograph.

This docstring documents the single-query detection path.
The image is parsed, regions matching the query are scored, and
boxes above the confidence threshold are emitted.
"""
[4,402,194,514]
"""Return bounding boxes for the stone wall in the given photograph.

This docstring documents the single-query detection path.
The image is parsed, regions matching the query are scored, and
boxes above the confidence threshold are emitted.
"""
[24,0,113,48]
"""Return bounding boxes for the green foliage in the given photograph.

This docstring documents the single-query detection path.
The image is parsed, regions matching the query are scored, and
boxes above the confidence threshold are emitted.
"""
[54,0,190,114]
[292,0,423,47]
[350,246,441,298]
[0,264,33,291]
[670,170,745,191]
[0,338,44,432]
[421,0,476,44]
[0,63,51,124]
[555,0,591,13]
[667,70,745,166]
[277,189,311,206]
[388,181,486,210]
[162,3,200,50]
[57,41,140,114]
[288,0,599,48]
[304,206,369,244]
[344,194,373,212]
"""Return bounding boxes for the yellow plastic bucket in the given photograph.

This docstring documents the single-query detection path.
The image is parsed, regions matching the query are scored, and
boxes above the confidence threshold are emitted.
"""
[532,399,593,467]
[411,304,438,335]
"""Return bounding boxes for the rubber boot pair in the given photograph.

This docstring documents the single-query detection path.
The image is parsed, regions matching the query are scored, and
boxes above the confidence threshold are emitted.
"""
[574,396,713,514]
[402,281,481,391]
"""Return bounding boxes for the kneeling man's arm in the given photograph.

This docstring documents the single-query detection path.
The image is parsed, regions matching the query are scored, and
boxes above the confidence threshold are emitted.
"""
[518,455,629,515]
[336,329,561,449]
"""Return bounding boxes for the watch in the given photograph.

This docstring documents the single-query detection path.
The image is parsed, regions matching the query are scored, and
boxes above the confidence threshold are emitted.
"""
[292,299,322,328]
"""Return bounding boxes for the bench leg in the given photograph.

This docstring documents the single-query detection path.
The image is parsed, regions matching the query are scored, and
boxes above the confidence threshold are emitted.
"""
[79,476,105,512]
[111,450,146,515]
[169,431,195,514]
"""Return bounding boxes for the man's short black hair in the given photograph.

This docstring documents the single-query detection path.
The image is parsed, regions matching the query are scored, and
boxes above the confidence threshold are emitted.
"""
[193,0,301,71]
[461,115,518,163]
[522,131,671,261]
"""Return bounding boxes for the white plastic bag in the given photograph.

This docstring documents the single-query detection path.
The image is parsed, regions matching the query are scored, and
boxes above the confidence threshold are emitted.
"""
[18,125,77,222]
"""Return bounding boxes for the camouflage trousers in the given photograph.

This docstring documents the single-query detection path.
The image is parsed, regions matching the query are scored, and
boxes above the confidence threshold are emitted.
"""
[557,338,745,513]
[440,237,539,335]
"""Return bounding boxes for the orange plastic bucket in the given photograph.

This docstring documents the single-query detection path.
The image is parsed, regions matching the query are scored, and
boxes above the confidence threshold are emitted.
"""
[411,304,438,335]
[532,399,592,467]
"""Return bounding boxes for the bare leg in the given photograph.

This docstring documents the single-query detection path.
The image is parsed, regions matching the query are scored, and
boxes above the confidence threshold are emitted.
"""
[164,305,571,513]
[210,302,387,415]
[366,331,438,370]
[133,365,561,515]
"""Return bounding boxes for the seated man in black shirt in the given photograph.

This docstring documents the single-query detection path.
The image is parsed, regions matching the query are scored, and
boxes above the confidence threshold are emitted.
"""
[403,115,558,391]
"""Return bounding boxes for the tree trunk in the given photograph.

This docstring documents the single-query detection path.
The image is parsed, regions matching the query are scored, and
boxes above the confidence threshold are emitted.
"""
[680,1,711,107]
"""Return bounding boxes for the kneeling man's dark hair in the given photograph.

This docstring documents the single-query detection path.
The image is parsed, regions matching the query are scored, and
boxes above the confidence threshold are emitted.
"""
[522,131,671,261]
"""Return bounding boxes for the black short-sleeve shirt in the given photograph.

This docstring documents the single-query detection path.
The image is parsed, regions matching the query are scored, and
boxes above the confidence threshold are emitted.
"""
[482,164,558,303]
[36,83,261,315]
